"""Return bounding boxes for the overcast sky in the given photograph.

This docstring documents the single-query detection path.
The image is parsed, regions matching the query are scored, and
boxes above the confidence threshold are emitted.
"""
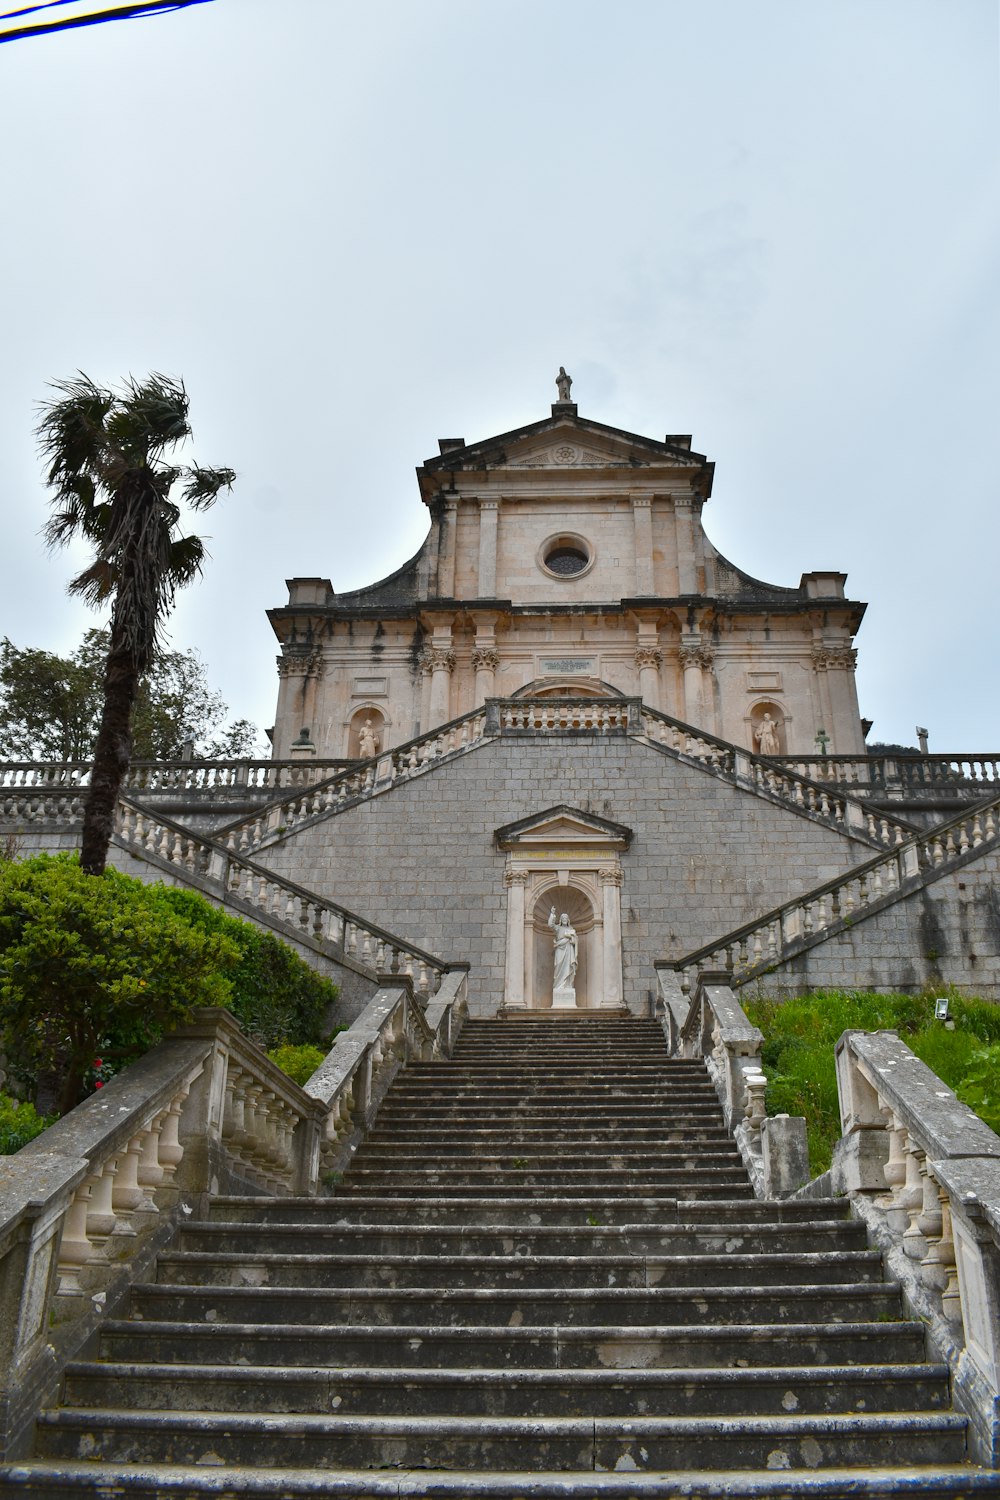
[1,0,997,753]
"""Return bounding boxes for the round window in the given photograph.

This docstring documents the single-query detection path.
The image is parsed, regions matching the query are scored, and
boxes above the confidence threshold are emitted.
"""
[545,546,589,576]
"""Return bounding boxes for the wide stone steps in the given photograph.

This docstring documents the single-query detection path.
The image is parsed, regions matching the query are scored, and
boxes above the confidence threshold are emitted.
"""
[176,1216,872,1258]
[125,1279,902,1327]
[154,1247,884,1291]
[92,1315,933,1370]
[11,1016,999,1496]
[34,1408,969,1472]
[60,1360,950,1419]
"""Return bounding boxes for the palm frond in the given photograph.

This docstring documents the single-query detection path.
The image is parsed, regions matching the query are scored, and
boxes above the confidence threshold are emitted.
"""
[41,476,99,549]
[36,374,114,487]
[109,373,190,458]
[68,557,117,607]
[165,532,208,589]
[181,465,235,511]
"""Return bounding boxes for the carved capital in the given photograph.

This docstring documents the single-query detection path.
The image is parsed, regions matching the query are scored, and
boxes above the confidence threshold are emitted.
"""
[598,867,624,888]
[634,646,663,672]
[277,648,324,680]
[678,643,714,671]
[504,868,530,888]
[472,647,500,673]
[631,495,653,510]
[424,647,456,675]
[812,644,857,672]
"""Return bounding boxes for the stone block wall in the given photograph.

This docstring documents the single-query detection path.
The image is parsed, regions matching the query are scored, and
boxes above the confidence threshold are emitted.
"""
[756,850,1000,998]
[256,733,871,1014]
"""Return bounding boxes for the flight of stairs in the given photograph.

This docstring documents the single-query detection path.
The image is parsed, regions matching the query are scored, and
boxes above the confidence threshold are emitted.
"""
[4,1014,1000,1497]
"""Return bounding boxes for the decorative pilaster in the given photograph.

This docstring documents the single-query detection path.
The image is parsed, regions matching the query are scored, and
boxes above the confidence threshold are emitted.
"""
[631,494,654,595]
[634,645,663,711]
[477,497,500,597]
[812,642,862,753]
[679,636,714,727]
[472,646,500,703]
[598,866,624,1009]
[437,497,459,598]
[674,495,698,594]
[425,646,456,727]
[503,869,530,1009]
[275,648,325,756]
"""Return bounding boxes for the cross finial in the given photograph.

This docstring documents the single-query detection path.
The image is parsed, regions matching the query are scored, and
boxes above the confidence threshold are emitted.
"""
[814,727,830,755]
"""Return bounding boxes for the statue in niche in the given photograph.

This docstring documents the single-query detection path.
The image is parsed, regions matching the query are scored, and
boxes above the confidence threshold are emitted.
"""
[555,366,573,402]
[358,718,380,758]
[754,712,782,756]
[548,907,578,1003]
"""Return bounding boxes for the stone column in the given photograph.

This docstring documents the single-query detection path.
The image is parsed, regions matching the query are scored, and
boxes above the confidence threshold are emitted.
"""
[477,497,500,598]
[426,646,456,727]
[634,646,662,711]
[675,495,698,595]
[631,494,654,595]
[275,649,324,757]
[679,637,709,727]
[599,867,624,1009]
[472,647,500,705]
[503,869,529,1009]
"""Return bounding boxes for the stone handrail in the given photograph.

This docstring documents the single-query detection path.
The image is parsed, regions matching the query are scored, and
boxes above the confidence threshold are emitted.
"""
[666,794,1000,993]
[771,753,1000,799]
[639,706,912,849]
[834,1028,1000,1465]
[305,968,469,1175]
[494,697,636,733]
[0,758,348,792]
[0,980,468,1457]
[215,708,491,854]
[656,969,808,1200]
[113,798,450,998]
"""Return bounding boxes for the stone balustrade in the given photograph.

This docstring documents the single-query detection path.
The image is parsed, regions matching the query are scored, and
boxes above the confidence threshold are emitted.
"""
[0,978,467,1457]
[305,968,468,1175]
[668,794,1000,994]
[772,753,1000,801]
[113,799,449,999]
[657,968,808,1200]
[496,698,635,733]
[216,710,490,854]
[0,758,346,792]
[834,1028,1000,1465]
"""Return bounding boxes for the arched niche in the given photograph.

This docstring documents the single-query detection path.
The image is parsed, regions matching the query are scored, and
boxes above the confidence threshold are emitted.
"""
[747,700,788,756]
[529,884,596,1009]
[347,705,387,759]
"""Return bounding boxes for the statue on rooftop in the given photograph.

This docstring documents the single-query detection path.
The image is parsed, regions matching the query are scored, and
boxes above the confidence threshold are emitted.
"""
[555,367,573,402]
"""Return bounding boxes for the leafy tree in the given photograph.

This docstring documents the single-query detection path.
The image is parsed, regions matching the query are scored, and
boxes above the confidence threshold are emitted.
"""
[0,629,259,761]
[0,854,237,1116]
[37,372,235,874]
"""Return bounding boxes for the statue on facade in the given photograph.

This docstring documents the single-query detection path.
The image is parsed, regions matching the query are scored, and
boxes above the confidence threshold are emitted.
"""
[555,366,572,402]
[548,907,578,1004]
[754,712,781,756]
[358,718,380,758]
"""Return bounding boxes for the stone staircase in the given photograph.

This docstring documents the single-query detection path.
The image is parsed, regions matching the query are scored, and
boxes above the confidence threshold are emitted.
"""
[6,1015,1000,1497]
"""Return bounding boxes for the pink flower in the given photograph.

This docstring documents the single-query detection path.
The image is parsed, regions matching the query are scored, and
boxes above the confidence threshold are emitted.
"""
[94,1081,104,1089]
[93,1058,103,1068]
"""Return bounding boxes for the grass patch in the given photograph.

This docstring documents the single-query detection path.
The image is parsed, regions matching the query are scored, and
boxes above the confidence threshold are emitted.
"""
[742,988,1000,1175]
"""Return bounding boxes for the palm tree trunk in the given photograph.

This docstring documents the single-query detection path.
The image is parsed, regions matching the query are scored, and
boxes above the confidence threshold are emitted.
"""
[80,625,140,876]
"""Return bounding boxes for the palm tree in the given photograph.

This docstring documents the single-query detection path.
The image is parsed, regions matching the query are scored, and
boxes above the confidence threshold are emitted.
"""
[37,373,234,875]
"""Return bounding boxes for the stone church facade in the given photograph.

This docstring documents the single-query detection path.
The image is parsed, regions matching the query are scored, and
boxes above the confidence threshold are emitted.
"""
[5,380,1000,1020]
[268,391,867,762]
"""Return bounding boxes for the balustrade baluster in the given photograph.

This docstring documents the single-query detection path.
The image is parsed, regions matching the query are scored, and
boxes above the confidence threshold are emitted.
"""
[56,1178,99,1294]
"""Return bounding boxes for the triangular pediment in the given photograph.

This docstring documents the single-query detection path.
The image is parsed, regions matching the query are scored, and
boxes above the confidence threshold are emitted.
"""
[495,804,632,850]
[421,414,709,478]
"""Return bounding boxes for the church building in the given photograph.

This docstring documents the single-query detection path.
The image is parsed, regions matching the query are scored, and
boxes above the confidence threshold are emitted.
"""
[268,380,867,762]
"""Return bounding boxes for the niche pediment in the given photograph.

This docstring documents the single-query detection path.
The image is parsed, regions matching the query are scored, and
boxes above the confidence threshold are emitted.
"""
[495,805,632,852]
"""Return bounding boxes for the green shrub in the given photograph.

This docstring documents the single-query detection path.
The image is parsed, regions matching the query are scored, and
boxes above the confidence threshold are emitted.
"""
[743,988,1000,1176]
[0,855,236,1115]
[0,1093,53,1153]
[267,1043,327,1086]
[153,886,339,1051]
